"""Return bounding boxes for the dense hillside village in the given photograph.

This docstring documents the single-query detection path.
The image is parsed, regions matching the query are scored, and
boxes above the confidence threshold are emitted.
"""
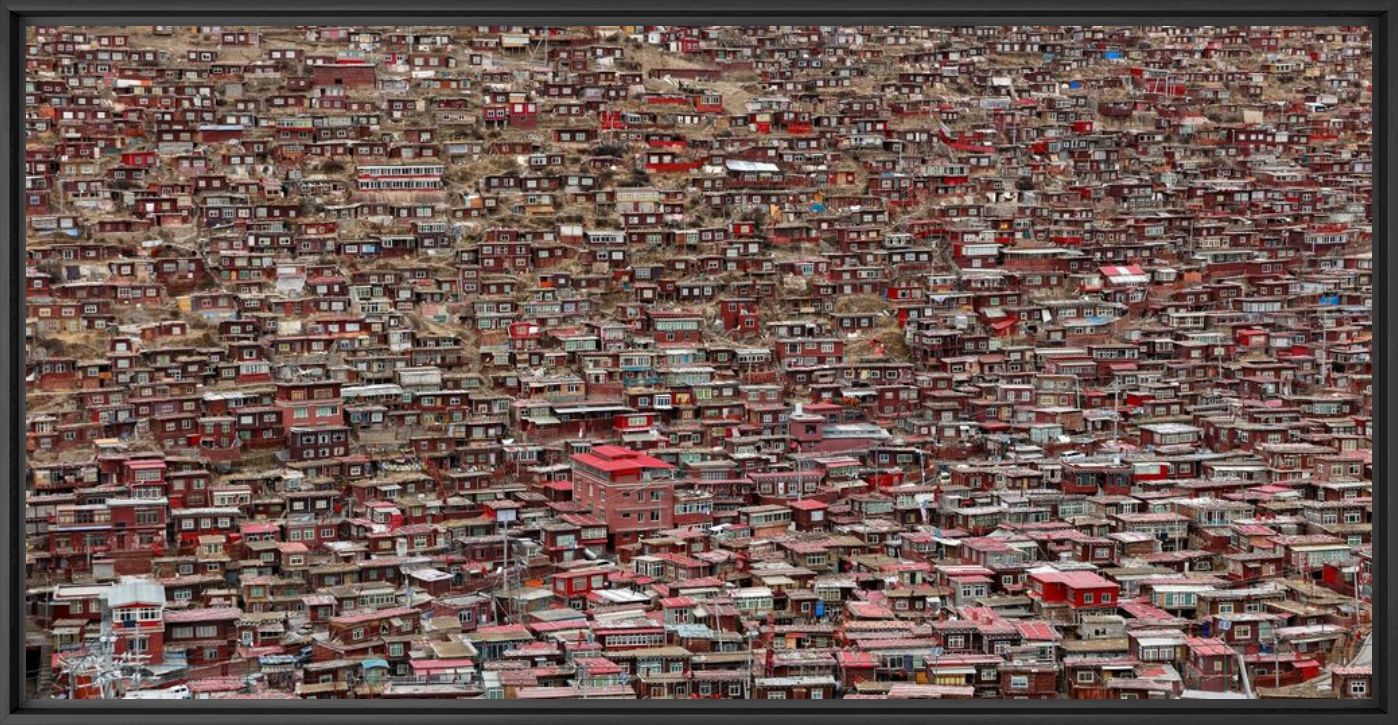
[22,24,1373,701]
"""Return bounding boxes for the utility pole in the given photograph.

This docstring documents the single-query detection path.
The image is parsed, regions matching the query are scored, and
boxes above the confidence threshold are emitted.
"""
[1112,386,1121,441]
[1349,564,1363,631]
[1230,641,1253,699]
[744,630,756,700]
[1319,320,1329,390]
[495,505,519,623]
[57,612,146,700]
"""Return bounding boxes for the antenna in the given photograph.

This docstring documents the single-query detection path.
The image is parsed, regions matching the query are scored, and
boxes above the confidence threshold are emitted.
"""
[56,608,148,699]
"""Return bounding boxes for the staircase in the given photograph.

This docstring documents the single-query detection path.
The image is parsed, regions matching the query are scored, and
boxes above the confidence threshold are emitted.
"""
[33,633,53,698]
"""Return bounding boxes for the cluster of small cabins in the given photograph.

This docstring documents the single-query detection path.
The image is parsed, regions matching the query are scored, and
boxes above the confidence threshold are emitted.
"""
[22,24,1372,700]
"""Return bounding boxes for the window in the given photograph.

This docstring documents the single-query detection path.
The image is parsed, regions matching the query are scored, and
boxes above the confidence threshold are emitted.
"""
[1076,671,1095,684]
[1083,593,1095,604]
[1010,675,1029,690]
[1350,680,1368,696]
[766,691,786,700]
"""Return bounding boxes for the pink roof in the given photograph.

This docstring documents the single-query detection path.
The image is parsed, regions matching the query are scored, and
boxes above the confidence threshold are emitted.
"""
[474,623,531,637]
[187,677,246,693]
[166,607,242,623]
[571,446,673,473]
[573,657,622,673]
[1185,637,1233,657]
[1016,621,1060,641]
[411,658,475,671]
[330,606,417,625]
[847,601,895,618]
[1030,570,1118,589]
[837,650,877,667]
[1119,599,1179,622]
[529,619,589,634]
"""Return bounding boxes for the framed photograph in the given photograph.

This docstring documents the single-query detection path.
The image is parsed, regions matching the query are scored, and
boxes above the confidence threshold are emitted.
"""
[1,2,1391,725]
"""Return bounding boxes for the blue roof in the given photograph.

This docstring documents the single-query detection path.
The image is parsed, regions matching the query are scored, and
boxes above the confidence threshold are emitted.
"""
[361,659,390,669]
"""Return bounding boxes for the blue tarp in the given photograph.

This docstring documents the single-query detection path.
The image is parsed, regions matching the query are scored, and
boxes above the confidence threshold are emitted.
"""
[361,659,390,670]
[1104,50,1123,60]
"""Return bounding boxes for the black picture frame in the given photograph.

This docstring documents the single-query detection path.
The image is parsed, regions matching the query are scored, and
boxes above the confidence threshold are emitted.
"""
[1,2,1391,724]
